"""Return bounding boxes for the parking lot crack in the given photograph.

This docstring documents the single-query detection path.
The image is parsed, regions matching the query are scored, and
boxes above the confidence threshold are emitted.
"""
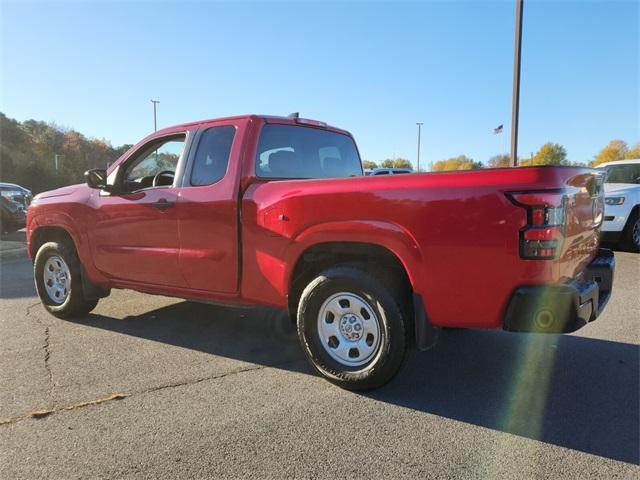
[0,360,298,427]
[25,303,55,409]
[140,363,276,395]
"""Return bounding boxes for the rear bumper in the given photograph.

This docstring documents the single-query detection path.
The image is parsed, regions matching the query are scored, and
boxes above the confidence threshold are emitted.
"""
[503,248,615,333]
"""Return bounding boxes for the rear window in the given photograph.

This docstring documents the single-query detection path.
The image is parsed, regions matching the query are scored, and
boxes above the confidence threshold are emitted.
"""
[256,124,362,179]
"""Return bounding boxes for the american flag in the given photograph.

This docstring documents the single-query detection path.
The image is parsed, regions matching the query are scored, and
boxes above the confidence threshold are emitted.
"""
[493,124,503,134]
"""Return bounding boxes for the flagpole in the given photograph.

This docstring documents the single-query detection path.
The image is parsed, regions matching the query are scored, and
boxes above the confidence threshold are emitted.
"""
[510,0,524,167]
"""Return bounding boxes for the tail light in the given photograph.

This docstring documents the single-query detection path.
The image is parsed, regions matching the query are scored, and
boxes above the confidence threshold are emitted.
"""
[507,191,566,260]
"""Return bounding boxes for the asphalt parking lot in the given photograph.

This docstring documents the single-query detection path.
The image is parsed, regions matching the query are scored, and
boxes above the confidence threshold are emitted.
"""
[0,242,638,479]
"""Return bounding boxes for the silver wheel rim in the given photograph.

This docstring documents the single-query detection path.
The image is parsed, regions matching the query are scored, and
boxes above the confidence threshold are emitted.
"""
[633,219,640,247]
[43,255,71,304]
[317,292,381,367]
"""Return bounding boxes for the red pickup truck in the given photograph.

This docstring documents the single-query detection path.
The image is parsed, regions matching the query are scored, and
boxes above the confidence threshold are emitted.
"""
[27,114,614,390]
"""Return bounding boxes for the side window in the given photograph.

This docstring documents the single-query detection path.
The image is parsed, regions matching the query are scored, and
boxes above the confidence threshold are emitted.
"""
[121,135,185,193]
[190,126,235,186]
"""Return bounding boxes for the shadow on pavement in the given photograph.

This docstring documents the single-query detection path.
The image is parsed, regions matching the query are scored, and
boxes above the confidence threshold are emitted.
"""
[0,255,35,299]
[85,301,308,372]
[0,229,26,242]
[80,301,639,465]
[374,329,639,465]
[600,240,637,254]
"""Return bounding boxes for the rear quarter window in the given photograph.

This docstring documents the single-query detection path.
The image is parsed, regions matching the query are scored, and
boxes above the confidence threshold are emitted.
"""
[190,126,236,186]
[256,124,362,179]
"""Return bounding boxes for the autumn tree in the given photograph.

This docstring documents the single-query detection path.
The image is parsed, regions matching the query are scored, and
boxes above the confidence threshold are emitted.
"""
[380,157,413,170]
[432,155,482,171]
[520,142,568,166]
[362,160,378,169]
[392,158,413,169]
[624,143,640,159]
[487,153,511,168]
[591,139,628,166]
[0,112,130,193]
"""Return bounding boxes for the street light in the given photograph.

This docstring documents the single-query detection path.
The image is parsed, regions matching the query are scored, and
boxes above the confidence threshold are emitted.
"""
[416,122,423,172]
[150,99,160,132]
[510,0,524,166]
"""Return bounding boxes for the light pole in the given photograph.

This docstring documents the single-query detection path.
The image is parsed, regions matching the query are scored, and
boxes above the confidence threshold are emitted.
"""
[416,122,423,172]
[54,154,64,171]
[510,0,524,167]
[150,99,160,132]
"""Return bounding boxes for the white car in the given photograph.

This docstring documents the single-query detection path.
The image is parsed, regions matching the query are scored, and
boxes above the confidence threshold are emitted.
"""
[598,159,640,252]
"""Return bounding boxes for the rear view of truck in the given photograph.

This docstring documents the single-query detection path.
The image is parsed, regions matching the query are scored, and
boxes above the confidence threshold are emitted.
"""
[500,169,614,333]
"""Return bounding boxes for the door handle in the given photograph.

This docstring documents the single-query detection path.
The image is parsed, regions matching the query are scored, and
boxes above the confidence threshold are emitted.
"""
[152,198,174,211]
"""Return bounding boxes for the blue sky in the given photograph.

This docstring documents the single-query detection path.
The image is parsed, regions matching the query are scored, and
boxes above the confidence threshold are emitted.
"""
[1,0,638,167]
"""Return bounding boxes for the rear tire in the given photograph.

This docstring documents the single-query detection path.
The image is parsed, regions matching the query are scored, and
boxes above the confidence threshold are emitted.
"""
[621,211,640,253]
[34,241,99,318]
[296,263,410,391]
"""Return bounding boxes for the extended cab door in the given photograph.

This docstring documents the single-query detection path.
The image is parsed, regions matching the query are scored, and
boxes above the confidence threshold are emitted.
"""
[175,122,243,293]
[88,132,190,287]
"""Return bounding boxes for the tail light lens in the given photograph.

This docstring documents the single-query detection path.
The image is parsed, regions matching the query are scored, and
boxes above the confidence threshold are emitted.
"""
[507,191,566,260]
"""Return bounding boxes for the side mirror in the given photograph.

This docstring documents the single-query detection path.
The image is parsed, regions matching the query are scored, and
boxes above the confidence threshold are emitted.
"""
[85,169,111,191]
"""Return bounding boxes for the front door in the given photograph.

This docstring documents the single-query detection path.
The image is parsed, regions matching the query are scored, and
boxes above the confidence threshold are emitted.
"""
[89,133,188,287]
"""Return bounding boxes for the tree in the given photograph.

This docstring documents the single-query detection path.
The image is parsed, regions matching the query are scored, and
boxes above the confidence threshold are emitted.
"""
[362,160,378,169]
[380,158,394,168]
[380,157,413,170]
[624,143,640,159]
[521,142,567,166]
[392,158,413,169]
[591,139,628,166]
[432,155,482,171]
[0,111,128,193]
[487,153,511,168]
[114,144,133,158]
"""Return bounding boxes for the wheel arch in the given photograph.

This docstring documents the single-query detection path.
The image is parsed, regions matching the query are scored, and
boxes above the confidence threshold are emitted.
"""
[286,220,425,313]
[30,225,78,259]
[288,241,414,315]
[625,204,640,225]
[30,223,110,299]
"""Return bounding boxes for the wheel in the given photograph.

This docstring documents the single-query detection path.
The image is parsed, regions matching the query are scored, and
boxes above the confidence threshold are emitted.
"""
[34,241,99,318]
[621,211,640,253]
[296,263,410,391]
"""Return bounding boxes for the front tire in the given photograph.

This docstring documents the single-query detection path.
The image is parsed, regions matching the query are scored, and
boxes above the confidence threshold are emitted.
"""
[34,241,99,318]
[621,210,640,253]
[296,264,410,391]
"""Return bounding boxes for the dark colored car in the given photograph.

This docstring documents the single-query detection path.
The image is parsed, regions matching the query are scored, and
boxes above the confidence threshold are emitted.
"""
[0,182,33,209]
[0,195,26,234]
[370,168,412,175]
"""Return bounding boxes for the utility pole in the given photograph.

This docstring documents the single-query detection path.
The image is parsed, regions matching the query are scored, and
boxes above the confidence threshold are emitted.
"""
[150,99,160,132]
[416,122,423,172]
[510,0,524,167]
[54,154,63,171]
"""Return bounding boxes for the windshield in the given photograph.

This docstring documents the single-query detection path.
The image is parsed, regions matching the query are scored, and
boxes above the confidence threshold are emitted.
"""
[603,163,640,184]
